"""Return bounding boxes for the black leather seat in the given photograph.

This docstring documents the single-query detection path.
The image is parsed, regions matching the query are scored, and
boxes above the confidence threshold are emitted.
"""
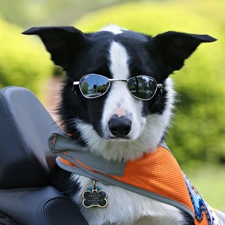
[0,86,88,225]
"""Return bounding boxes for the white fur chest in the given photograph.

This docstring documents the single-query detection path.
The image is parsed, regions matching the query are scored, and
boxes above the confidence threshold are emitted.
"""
[71,175,185,225]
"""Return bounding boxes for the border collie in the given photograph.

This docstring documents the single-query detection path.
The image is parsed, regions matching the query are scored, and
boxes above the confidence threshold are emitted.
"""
[23,25,222,225]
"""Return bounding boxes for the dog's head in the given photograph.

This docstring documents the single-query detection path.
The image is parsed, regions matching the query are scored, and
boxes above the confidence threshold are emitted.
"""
[23,25,216,160]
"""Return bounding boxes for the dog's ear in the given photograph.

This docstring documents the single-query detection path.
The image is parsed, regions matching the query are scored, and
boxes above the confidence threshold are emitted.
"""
[22,26,91,71]
[152,31,216,75]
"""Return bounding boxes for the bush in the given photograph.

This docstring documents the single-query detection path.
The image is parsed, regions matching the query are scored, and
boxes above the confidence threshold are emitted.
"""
[172,0,225,29]
[0,18,53,100]
[73,2,225,167]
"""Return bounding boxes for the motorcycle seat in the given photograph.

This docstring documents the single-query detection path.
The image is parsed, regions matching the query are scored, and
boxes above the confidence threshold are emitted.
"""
[0,86,88,225]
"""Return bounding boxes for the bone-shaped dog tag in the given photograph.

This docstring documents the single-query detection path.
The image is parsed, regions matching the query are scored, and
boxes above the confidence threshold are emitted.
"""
[82,180,108,208]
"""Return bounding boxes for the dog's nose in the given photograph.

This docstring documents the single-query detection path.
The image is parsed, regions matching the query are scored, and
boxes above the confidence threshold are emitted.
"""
[108,115,132,137]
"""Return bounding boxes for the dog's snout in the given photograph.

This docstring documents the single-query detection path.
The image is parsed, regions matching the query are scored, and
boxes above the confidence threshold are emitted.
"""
[108,115,132,137]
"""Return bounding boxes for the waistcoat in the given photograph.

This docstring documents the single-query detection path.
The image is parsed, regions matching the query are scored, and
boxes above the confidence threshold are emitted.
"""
[49,132,224,225]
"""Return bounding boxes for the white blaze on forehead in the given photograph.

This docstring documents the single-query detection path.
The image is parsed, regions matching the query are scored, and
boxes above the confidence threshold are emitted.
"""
[100,40,145,142]
[100,24,125,34]
[109,41,130,79]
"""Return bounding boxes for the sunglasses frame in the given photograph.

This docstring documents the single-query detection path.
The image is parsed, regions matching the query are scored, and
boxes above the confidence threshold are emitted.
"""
[73,74,163,101]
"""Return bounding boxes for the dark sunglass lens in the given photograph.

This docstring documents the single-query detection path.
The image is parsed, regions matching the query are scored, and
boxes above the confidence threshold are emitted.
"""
[80,75,110,98]
[127,76,157,100]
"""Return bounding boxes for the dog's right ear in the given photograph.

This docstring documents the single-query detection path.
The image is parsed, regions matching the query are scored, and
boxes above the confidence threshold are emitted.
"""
[22,26,91,71]
[151,31,216,76]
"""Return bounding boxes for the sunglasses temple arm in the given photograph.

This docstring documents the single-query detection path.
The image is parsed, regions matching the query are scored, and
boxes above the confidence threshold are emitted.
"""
[72,80,83,96]
[157,84,163,95]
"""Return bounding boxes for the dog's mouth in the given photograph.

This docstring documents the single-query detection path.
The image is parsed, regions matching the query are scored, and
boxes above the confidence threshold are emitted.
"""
[107,136,131,141]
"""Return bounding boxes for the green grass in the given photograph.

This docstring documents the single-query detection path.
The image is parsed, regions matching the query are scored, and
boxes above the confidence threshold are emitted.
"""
[183,165,225,210]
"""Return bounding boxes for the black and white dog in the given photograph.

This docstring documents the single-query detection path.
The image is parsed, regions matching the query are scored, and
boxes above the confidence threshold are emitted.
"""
[23,25,218,225]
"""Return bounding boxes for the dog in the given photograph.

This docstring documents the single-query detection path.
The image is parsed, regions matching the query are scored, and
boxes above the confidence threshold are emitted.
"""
[23,25,224,225]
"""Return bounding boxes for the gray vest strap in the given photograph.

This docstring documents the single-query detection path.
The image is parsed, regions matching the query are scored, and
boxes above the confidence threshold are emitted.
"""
[49,132,126,176]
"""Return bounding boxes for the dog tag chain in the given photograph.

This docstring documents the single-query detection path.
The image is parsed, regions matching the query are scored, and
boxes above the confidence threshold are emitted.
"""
[82,180,108,208]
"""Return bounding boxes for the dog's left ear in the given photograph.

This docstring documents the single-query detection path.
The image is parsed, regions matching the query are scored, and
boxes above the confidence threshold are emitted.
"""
[22,26,91,71]
[152,31,216,75]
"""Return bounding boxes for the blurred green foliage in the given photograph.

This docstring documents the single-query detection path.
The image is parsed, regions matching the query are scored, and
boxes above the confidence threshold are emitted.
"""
[73,1,225,167]
[174,0,225,28]
[0,0,133,28]
[0,18,53,100]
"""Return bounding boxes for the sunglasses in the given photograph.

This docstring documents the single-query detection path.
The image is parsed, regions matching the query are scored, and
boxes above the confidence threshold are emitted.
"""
[73,74,163,101]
